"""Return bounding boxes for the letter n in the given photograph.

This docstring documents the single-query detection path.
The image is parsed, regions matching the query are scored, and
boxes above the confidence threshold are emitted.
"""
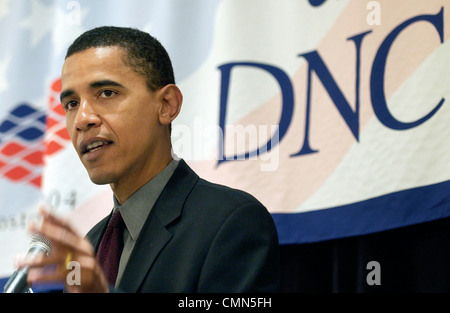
[291,31,372,156]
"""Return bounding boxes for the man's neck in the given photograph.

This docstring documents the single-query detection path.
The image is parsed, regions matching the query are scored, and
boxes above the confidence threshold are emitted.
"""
[111,155,173,205]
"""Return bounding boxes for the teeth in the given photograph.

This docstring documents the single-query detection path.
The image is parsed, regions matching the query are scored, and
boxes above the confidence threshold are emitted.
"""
[86,141,106,151]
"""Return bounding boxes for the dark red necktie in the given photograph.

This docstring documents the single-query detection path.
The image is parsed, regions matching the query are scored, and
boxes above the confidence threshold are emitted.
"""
[96,209,124,285]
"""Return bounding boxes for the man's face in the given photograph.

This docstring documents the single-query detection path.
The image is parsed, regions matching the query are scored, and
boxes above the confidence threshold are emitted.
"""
[61,46,165,189]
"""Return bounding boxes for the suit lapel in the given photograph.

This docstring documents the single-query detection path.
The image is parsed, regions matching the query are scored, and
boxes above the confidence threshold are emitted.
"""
[118,160,199,292]
[118,210,172,292]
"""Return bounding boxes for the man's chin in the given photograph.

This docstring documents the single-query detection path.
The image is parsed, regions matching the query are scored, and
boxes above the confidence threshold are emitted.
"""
[87,172,114,185]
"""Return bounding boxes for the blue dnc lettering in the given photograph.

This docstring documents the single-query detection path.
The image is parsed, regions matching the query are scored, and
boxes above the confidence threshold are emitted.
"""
[217,8,445,165]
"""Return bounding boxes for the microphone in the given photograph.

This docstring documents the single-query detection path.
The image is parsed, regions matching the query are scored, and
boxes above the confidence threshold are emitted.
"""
[3,233,52,293]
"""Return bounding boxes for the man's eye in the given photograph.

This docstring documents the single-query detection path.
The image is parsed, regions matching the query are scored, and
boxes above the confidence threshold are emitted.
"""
[64,100,79,111]
[100,90,116,98]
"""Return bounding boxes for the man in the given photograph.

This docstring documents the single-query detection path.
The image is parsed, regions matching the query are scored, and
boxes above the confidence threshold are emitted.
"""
[22,26,280,293]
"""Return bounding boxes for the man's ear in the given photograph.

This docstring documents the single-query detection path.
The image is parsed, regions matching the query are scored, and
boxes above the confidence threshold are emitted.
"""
[159,84,183,126]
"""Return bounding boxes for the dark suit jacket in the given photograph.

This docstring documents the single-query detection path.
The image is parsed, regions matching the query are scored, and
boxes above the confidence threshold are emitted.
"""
[86,159,280,292]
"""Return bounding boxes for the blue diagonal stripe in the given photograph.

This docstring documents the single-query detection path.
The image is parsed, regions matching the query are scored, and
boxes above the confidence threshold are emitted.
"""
[0,120,16,134]
[10,104,36,118]
[17,127,44,141]
[37,114,47,125]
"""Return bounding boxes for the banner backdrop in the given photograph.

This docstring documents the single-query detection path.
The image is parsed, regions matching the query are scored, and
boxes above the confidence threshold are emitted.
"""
[0,0,449,282]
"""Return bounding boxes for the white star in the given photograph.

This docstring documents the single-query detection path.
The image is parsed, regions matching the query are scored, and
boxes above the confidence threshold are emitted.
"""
[0,0,11,21]
[52,4,89,56]
[0,54,11,93]
[20,0,88,52]
[20,0,56,47]
[142,21,153,34]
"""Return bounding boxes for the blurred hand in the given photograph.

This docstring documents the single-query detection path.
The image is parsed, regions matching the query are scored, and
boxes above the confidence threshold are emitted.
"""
[17,206,109,293]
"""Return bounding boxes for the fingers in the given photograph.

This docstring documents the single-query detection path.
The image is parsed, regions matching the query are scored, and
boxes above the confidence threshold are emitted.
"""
[36,206,75,232]
[28,208,93,257]
[25,248,109,293]
[25,253,94,285]
[27,264,63,284]
[21,206,110,292]
[20,207,97,289]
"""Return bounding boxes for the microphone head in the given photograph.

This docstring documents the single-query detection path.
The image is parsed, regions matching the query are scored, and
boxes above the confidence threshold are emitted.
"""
[3,234,53,293]
[30,233,52,255]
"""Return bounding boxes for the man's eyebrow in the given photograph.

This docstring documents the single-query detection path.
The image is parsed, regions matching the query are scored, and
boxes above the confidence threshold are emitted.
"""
[89,80,124,89]
[60,89,74,103]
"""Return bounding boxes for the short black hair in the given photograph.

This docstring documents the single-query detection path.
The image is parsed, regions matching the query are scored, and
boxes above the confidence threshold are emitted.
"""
[66,26,175,91]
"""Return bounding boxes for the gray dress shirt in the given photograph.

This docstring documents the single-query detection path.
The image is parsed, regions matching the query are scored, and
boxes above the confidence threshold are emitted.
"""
[112,159,179,286]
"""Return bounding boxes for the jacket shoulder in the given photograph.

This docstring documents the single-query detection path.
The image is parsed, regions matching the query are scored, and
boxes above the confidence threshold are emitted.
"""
[193,178,263,208]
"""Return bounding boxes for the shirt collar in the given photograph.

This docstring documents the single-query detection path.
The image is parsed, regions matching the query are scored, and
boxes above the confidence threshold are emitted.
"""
[113,158,179,241]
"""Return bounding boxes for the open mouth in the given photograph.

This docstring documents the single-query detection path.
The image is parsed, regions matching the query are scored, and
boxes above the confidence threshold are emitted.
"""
[81,140,113,154]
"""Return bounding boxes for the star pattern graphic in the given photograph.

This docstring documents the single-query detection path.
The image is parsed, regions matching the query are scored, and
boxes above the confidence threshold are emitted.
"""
[0,0,11,21]
[20,0,57,47]
[0,54,10,94]
[20,0,88,52]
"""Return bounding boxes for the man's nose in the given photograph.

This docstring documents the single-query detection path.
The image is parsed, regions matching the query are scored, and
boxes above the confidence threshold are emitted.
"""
[74,100,101,131]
